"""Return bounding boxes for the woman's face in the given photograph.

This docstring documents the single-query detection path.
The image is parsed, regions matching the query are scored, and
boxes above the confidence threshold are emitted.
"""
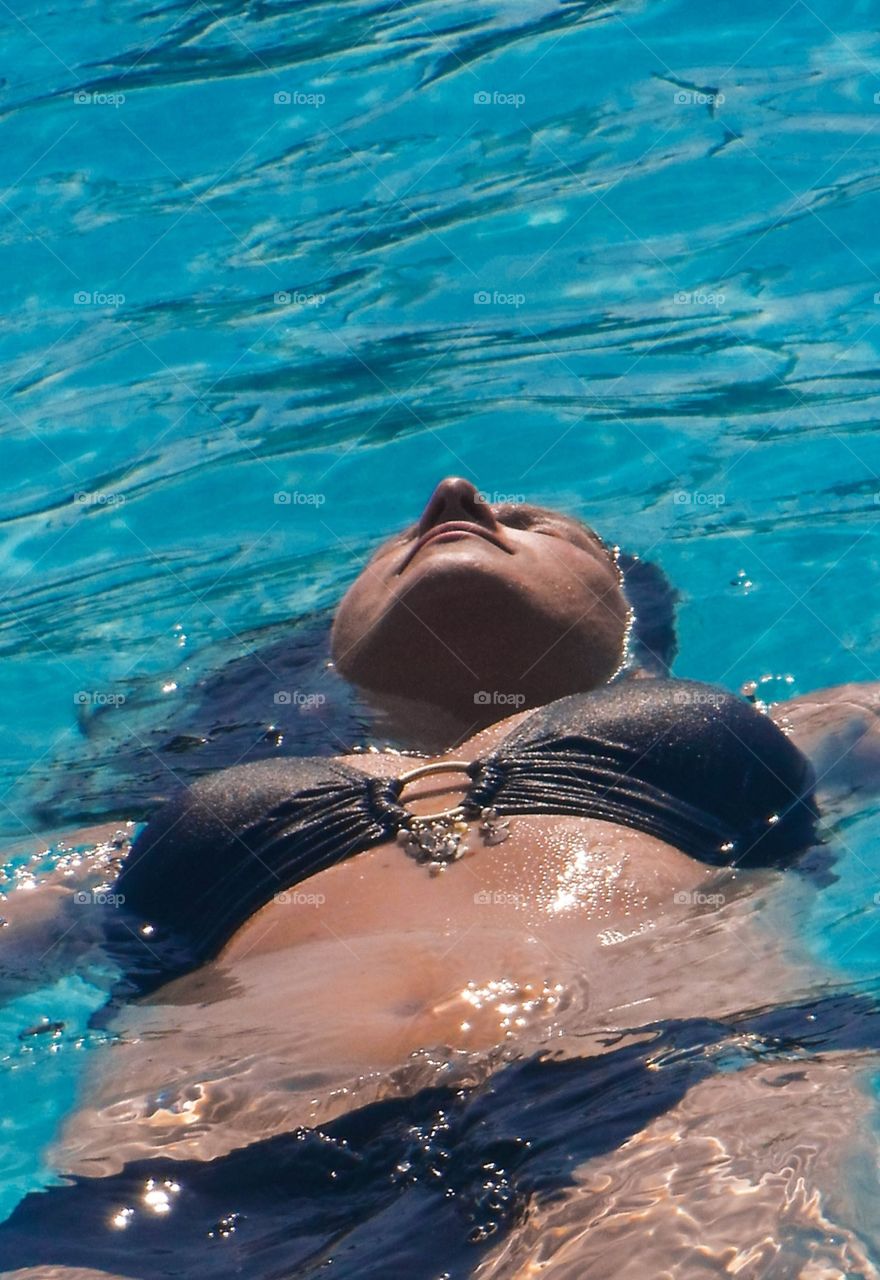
[330,477,630,722]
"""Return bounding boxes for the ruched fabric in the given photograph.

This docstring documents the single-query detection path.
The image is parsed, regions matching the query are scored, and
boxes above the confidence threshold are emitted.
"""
[115,679,818,978]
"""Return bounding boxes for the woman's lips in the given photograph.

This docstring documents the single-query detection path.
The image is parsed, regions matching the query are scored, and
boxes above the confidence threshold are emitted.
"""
[396,521,512,574]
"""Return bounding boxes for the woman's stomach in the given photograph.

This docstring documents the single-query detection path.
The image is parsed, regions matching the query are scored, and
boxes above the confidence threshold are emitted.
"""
[51,816,818,1175]
[210,815,709,1051]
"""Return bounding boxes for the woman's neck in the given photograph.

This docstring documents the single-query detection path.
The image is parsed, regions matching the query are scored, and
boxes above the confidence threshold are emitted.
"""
[360,690,485,754]
[362,685,546,753]
[356,667,651,755]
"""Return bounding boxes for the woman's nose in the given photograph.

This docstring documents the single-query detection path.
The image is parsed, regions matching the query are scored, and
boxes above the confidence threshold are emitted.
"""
[416,477,499,536]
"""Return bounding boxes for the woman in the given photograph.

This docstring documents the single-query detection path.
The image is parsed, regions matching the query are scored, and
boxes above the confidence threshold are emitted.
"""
[3,476,880,1278]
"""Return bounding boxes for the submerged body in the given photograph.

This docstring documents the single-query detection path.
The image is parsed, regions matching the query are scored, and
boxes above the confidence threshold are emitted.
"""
[5,479,880,1277]
[4,679,880,1279]
[59,677,811,1158]
[9,679,822,1170]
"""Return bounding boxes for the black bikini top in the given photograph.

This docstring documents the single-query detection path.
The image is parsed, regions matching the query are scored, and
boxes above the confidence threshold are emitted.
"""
[116,678,818,974]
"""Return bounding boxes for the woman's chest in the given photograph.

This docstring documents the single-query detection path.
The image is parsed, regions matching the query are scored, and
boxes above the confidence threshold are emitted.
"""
[218,813,715,965]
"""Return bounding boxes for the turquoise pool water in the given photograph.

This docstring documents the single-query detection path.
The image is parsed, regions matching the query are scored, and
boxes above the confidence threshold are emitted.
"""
[3,0,880,1253]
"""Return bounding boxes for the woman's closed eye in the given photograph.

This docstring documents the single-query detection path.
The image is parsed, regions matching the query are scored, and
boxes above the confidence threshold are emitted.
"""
[528,523,566,538]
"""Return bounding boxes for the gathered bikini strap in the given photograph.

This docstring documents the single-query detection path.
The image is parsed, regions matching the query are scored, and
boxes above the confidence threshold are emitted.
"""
[115,757,390,976]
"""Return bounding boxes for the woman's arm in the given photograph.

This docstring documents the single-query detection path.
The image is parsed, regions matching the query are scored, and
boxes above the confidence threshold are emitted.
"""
[769,683,880,802]
[0,822,135,995]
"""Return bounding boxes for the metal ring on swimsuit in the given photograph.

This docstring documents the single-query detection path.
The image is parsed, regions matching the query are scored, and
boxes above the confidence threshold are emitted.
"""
[395,760,473,822]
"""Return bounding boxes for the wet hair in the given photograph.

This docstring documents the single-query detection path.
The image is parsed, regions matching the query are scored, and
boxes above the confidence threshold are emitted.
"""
[616,552,680,678]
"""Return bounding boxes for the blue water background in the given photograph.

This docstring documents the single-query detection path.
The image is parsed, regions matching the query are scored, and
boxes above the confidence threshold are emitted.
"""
[3,0,880,1232]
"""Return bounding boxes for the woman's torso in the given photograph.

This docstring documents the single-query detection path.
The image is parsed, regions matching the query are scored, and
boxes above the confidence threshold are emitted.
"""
[55,685,821,1174]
